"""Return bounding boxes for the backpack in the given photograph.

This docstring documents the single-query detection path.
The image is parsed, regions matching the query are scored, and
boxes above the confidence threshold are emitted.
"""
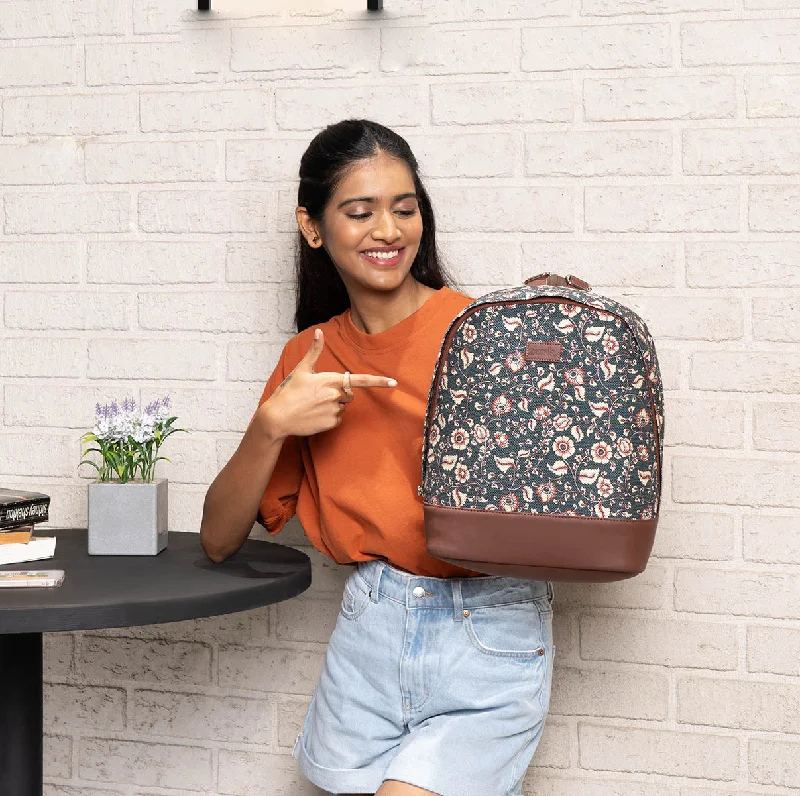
[419,273,664,582]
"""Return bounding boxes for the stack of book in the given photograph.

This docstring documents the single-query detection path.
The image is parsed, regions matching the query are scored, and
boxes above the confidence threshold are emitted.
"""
[0,488,55,566]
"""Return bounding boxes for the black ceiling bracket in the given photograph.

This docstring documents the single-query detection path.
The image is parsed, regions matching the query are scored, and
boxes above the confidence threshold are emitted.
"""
[199,1,382,9]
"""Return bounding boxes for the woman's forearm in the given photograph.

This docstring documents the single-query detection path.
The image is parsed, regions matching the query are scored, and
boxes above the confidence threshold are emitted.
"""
[199,419,286,562]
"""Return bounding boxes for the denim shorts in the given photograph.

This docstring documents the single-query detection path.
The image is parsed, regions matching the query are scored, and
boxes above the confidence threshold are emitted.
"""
[292,559,555,796]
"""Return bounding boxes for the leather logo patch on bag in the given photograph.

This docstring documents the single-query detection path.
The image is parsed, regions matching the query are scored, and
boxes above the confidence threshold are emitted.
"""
[525,340,563,362]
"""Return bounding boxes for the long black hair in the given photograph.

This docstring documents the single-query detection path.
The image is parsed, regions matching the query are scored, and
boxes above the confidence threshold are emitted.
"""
[294,119,453,332]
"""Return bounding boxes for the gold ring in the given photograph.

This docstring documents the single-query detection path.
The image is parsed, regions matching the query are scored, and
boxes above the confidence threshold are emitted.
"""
[342,371,353,394]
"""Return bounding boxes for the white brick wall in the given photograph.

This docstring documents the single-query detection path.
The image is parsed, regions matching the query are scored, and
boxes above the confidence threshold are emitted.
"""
[1,1,798,794]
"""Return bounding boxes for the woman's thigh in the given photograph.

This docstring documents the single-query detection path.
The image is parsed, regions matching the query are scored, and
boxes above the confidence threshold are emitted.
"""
[337,784,441,796]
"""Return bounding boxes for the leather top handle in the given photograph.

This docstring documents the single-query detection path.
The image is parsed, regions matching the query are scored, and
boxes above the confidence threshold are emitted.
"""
[524,273,591,290]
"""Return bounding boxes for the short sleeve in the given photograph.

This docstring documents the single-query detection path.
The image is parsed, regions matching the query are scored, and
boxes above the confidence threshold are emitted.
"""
[251,345,304,536]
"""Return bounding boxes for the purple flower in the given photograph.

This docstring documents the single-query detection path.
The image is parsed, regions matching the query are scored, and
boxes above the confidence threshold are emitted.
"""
[84,393,185,483]
[144,395,172,423]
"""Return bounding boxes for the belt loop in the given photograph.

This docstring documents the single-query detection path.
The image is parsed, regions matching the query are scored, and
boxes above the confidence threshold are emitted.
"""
[452,579,464,621]
[370,561,385,603]
[546,580,554,604]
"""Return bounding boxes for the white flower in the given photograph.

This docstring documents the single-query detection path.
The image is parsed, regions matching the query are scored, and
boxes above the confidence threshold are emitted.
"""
[553,436,575,459]
[473,425,489,443]
[83,394,182,483]
[552,414,571,431]
[596,477,614,498]
[451,428,469,450]
[591,441,613,464]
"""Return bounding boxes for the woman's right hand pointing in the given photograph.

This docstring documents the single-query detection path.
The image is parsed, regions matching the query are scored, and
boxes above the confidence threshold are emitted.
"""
[256,328,397,441]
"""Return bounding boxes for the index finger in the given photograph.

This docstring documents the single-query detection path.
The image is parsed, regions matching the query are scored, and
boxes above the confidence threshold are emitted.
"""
[341,373,398,389]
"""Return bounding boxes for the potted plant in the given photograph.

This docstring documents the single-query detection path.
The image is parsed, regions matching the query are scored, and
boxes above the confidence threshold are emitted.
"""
[78,396,188,555]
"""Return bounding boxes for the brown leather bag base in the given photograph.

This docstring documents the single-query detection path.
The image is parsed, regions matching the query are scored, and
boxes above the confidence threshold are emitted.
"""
[435,558,634,583]
[425,504,657,583]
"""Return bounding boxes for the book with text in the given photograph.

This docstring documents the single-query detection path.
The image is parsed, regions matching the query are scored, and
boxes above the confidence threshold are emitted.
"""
[0,570,64,588]
[0,536,56,566]
[0,488,50,530]
[0,523,34,545]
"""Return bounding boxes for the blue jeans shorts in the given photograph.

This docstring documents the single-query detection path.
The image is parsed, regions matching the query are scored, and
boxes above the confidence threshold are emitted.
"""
[292,559,555,796]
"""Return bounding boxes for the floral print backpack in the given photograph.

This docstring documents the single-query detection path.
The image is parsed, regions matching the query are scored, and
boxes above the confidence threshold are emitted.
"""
[420,273,664,582]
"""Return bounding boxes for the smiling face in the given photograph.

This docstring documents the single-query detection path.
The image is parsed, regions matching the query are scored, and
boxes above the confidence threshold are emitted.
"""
[296,149,424,296]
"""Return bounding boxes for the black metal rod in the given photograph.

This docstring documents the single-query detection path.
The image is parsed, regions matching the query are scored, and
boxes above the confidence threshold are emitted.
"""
[197,1,382,12]
[0,633,43,796]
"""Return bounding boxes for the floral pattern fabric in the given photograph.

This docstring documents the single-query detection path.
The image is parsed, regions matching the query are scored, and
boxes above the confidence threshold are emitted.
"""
[421,285,664,521]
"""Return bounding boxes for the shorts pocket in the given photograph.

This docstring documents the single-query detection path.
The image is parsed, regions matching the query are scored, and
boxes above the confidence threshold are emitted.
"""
[340,570,371,621]
[542,581,554,613]
[464,597,550,660]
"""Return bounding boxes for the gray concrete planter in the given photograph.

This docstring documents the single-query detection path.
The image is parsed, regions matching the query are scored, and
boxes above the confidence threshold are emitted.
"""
[88,478,168,555]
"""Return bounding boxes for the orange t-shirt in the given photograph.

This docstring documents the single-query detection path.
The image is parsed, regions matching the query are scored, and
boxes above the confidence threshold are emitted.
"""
[252,285,485,578]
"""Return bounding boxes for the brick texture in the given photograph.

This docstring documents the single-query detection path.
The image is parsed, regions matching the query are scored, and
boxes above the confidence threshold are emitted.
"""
[578,724,739,780]
[3,3,798,795]
[749,738,800,789]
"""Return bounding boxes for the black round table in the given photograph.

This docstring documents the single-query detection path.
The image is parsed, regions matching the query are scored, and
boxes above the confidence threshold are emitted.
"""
[0,528,311,796]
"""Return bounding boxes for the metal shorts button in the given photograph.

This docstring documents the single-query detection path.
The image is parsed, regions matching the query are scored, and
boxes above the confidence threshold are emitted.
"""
[412,586,425,598]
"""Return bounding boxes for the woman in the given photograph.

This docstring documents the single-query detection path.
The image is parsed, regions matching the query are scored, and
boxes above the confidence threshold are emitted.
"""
[200,119,555,796]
